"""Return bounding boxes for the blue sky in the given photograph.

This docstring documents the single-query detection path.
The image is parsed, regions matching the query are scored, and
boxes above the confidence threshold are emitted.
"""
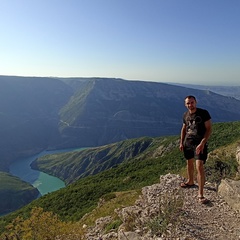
[0,0,239,85]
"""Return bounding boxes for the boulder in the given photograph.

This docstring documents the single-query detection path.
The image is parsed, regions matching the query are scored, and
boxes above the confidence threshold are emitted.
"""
[218,178,240,211]
[236,145,240,165]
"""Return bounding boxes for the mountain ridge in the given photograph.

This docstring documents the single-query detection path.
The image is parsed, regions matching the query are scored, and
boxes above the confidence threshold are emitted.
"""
[1,75,240,170]
[168,82,240,100]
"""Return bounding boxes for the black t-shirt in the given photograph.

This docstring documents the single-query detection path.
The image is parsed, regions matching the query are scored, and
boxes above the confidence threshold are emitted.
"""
[183,108,211,144]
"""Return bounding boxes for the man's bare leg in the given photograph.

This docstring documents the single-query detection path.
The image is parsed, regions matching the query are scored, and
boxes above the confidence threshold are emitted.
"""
[196,160,205,196]
[196,160,209,203]
[186,158,195,185]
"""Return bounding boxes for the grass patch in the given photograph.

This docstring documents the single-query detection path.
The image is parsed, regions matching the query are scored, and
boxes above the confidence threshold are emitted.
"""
[206,142,239,183]
[79,189,141,233]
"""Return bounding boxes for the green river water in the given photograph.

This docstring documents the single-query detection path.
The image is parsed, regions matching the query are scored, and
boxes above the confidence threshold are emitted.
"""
[9,149,80,196]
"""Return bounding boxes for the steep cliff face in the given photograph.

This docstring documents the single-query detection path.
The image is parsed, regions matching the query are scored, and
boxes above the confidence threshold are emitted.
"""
[57,78,240,148]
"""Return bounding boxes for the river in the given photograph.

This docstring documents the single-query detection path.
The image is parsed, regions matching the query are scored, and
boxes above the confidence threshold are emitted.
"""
[9,149,81,196]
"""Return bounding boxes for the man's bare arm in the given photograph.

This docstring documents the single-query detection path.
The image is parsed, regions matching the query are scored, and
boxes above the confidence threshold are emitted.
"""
[200,119,212,145]
[196,119,212,154]
[179,123,186,151]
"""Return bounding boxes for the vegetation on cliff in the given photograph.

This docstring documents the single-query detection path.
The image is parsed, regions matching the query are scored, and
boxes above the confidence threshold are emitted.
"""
[0,172,39,215]
[0,121,239,238]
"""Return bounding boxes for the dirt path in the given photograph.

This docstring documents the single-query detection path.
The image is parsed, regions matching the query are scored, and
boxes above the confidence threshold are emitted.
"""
[177,180,240,240]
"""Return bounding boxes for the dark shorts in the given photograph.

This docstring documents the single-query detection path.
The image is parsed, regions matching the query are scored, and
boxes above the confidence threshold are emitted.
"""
[183,141,208,164]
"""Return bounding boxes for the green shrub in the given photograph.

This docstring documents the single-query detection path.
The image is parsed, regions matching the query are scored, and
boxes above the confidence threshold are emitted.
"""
[105,219,122,232]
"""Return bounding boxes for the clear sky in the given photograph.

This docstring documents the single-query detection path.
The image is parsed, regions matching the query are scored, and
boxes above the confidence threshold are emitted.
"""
[0,0,239,85]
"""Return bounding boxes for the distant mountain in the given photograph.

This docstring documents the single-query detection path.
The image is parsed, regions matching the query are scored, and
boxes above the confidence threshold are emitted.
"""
[169,83,240,100]
[1,75,240,171]
[57,78,240,148]
[0,76,72,170]
[0,76,240,171]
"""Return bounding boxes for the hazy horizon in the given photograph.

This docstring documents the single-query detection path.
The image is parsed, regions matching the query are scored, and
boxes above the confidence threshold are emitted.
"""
[1,74,240,87]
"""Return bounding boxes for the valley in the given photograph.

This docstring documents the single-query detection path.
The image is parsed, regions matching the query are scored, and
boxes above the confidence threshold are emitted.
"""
[0,121,239,238]
[0,76,240,234]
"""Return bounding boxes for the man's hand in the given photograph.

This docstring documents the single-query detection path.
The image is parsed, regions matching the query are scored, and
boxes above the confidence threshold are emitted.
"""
[179,143,184,151]
[196,142,204,155]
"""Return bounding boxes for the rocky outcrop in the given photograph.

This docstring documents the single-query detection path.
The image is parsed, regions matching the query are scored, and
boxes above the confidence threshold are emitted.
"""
[217,145,240,211]
[218,178,240,211]
[236,145,240,165]
[84,174,240,240]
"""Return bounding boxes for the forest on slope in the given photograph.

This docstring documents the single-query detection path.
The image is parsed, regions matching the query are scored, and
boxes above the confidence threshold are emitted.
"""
[0,121,239,236]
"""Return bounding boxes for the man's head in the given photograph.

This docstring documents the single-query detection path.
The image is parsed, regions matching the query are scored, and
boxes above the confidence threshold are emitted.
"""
[184,95,197,113]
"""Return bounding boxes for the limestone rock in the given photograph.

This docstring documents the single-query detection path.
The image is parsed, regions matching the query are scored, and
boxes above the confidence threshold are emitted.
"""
[236,145,240,165]
[84,174,240,240]
[218,178,240,211]
[118,230,141,240]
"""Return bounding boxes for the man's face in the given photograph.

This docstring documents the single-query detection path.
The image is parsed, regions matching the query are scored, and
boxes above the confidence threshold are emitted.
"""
[185,97,197,112]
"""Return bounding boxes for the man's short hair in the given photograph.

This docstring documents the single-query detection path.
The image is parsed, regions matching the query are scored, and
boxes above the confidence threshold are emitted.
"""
[185,95,196,101]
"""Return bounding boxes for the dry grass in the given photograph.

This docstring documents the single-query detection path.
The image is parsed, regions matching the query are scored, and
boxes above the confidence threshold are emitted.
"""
[79,189,141,232]
[148,190,184,237]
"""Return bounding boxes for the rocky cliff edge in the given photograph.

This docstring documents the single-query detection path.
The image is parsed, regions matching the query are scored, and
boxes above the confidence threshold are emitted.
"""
[84,174,240,240]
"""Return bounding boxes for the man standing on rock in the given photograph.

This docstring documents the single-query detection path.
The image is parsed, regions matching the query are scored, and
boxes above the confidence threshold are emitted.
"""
[179,95,212,204]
